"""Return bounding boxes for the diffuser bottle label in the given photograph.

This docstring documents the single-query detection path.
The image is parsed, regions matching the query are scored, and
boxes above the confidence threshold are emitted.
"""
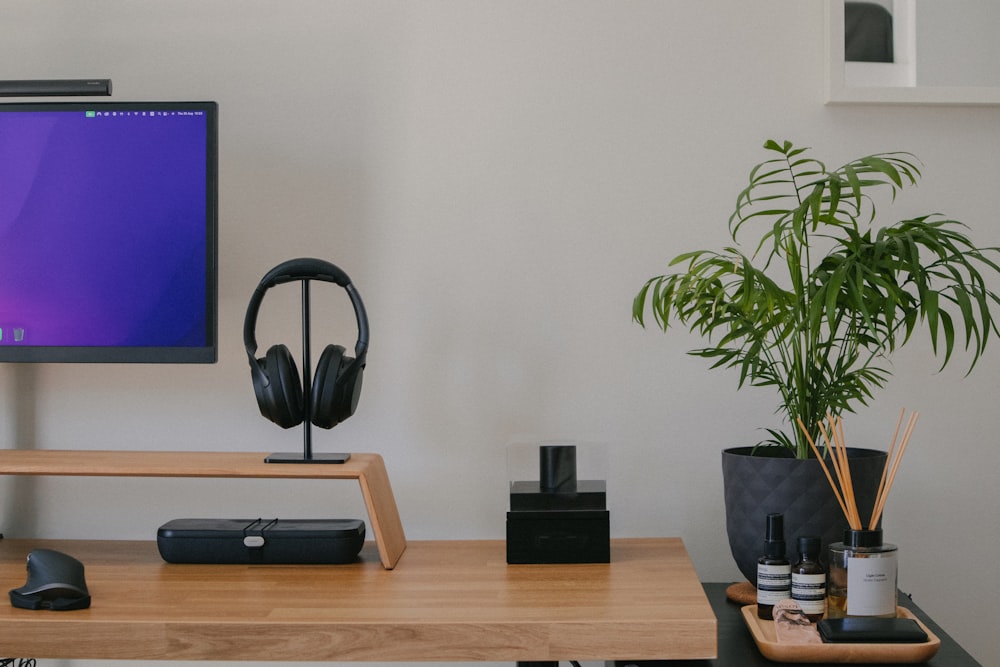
[757,563,792,604]
[847,553,897,616]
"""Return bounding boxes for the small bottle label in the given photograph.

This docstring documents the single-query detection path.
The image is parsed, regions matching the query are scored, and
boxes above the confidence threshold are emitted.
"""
[757,563,792,604]
[791,572,827,615]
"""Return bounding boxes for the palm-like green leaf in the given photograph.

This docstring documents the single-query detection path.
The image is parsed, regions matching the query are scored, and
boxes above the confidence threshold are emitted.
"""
[634,140,1000,458]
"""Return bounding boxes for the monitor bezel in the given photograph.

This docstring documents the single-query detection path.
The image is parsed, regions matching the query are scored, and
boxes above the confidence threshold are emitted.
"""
[0,100,219,364]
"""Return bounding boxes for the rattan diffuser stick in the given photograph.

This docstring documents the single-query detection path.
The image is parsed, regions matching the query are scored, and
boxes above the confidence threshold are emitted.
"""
[796,417,854,527]
[870,410,919,529]
[795,410,918,531]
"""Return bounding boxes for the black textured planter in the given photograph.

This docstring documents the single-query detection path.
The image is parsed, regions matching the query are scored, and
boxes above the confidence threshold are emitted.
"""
[722,446,888,584]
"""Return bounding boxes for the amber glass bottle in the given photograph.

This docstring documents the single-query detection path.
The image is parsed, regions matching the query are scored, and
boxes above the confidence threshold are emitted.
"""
[791,535,826,622]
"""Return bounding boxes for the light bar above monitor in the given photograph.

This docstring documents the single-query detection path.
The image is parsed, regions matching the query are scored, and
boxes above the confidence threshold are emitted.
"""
[0,79,113,97]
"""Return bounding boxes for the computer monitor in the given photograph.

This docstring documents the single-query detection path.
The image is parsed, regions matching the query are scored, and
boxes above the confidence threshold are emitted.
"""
[0,101,218,363]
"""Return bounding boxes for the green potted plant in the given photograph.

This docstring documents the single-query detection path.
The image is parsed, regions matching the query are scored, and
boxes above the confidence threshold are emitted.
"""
[633,139,1000,582]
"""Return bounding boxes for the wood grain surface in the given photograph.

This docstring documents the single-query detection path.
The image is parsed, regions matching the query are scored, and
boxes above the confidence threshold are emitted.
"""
[0,450,406,569]
[0,538,716,661]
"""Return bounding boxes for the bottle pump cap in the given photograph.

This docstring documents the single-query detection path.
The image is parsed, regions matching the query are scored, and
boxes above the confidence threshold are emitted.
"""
[764,513,786,557]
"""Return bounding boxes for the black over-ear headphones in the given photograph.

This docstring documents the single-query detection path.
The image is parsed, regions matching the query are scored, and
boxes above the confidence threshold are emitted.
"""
[243,258,369,430]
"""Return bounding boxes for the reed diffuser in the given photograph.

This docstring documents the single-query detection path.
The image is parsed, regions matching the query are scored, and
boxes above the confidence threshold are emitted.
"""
[797,409,918,618]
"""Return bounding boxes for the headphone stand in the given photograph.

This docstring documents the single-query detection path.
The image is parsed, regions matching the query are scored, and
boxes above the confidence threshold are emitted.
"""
[266,279,351,464]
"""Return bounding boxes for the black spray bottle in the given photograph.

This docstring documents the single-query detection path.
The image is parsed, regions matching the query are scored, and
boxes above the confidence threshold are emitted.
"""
[756,512,791,620]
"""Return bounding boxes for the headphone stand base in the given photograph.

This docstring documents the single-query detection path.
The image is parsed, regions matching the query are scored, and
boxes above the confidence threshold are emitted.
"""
[265,452,351,464]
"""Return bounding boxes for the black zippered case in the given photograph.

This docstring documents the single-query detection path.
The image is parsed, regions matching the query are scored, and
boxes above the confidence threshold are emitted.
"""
[156,518,365,564]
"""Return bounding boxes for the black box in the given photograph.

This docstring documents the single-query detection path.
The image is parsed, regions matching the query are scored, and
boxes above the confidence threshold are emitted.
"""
[506,444,611,564]
[510,479,607,511]
[506,509,610,564]
[156,518,365,564]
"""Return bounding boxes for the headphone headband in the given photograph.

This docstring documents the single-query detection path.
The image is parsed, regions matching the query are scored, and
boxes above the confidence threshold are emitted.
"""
[243,258,369,365]
[258,257,352,289]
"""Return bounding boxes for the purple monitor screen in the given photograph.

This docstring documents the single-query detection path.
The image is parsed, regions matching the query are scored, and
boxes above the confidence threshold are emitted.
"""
[0,101,217,362]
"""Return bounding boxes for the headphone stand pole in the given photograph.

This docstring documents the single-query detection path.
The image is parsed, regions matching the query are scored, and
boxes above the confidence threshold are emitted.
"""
[265,279,351,465]
[301,279,314,460]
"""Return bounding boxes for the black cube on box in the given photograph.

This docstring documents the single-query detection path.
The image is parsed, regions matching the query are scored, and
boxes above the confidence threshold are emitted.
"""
[506,444,610,564]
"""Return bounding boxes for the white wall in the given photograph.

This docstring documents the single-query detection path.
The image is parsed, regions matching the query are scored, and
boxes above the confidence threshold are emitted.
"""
[2,2,998,665]
[917,1,1000,86]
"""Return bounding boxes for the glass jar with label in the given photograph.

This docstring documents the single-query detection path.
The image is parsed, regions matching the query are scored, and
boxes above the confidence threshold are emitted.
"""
[827,528,897,618]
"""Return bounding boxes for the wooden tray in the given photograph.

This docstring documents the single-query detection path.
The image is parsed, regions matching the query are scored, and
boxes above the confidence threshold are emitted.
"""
[741,606,941,663]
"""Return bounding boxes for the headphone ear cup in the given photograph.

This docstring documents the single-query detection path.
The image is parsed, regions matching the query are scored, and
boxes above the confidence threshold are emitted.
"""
[312,344,363,429]
[311,345,345,429]
[256,344,304,428]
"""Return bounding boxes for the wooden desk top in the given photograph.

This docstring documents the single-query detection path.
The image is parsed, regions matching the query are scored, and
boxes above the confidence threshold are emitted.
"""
[0,537,716,662]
